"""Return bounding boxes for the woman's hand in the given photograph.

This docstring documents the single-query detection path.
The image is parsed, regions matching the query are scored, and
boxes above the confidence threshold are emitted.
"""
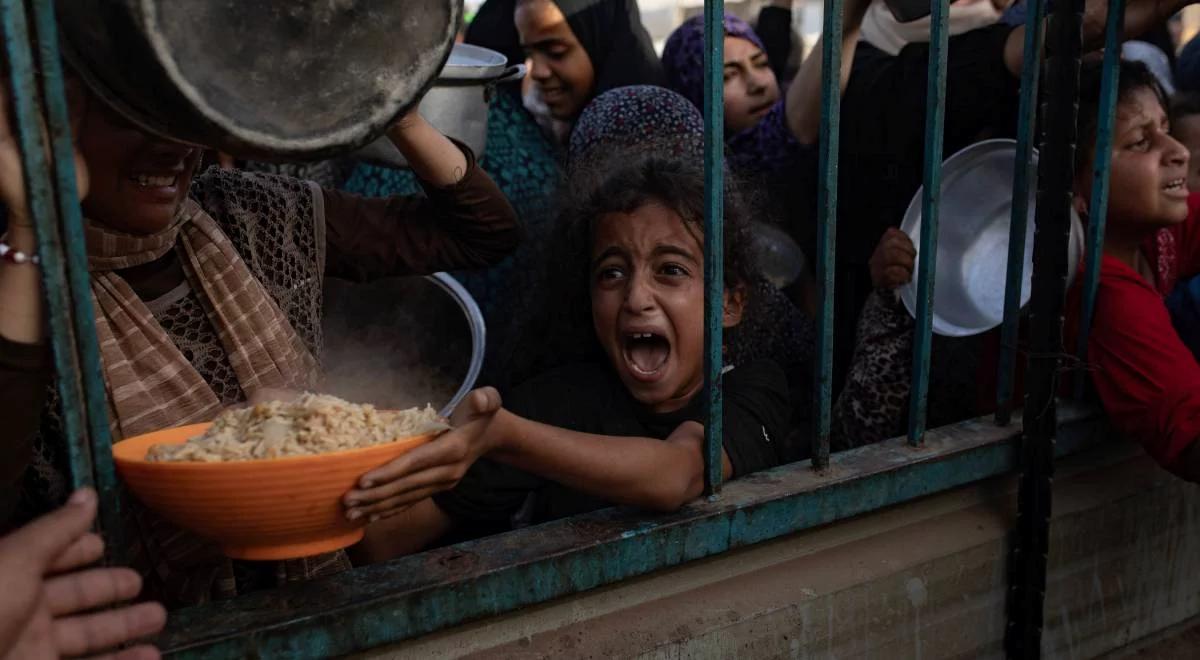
[869,227,916,290]
[0,75,88,346]
[386,108,470,188]
[342,387,505,522]
[0,488,166,660]
[0,75,89,225]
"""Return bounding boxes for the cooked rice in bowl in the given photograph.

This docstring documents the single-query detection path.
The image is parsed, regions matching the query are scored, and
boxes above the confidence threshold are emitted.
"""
[147,393,449,462]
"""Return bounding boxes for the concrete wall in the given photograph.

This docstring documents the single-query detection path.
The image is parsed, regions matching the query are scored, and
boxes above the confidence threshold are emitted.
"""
[357,441,1200,659]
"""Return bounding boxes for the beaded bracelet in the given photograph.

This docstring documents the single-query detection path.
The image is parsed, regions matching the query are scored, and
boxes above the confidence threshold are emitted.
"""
[0,238,40,265]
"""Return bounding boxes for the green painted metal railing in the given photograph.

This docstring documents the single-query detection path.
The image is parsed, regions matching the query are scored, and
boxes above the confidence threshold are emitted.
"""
[811,0,844,470]
[703,0,726,494]
[907,0,951,447]
[996,0,1047,425]
[1076,0,1127,400]
[4,0,1130,656]
[1,0,123,555]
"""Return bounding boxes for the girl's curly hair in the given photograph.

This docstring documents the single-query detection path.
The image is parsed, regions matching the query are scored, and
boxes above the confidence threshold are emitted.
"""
[507,151,760,384]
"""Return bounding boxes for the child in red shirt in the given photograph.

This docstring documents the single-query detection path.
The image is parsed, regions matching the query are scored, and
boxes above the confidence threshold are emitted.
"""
[1069,59,1200,481]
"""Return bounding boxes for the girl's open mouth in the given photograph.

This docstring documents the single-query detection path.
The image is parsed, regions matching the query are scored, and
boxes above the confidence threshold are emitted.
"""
[1164,178,1187,196]
[623,332,671,381]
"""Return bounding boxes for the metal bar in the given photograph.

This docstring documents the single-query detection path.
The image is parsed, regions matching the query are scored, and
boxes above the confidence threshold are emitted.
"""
[1074,0,1125,400]
[27,0,123,556]
[907,0,951,447]
[1006,0,1086,655]
[702,0,725,494]
[0,0,96,492]
[160,405,1105,659]
[996,0,1048,426]
[811,0,844,471]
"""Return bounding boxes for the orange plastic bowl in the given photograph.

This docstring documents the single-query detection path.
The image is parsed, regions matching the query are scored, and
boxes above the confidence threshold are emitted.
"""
[112,423,437,560]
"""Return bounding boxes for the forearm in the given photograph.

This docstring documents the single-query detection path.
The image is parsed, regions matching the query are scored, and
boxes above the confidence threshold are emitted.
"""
[0,222,43,345]
[1005,0,1191,77]
[387,114,469,188]
[488,411,707,512]
[785,2,865,144]
[355,498,455,563]
[1085,0,1187,49]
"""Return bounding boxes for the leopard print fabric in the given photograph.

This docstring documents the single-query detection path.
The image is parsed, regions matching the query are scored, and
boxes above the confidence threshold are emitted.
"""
[830,288,989,451]
[831,289,913,450]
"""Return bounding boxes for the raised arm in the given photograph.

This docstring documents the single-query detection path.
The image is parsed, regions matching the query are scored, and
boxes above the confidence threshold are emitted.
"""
[1003,0,1195,78]
[321,112,520,281]
[785,0,872,144]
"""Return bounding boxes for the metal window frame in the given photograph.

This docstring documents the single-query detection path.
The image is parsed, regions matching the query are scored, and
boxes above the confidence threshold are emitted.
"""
[158,405,1106,659]
[4,0,1126,656]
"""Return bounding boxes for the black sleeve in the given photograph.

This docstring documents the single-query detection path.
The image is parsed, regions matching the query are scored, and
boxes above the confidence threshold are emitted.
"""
[0,335,51,528]
[838,24,1019,267]
[756,5,794,84]
[431,456,544,528]
[430,368,573,527]
[718,360,792,478]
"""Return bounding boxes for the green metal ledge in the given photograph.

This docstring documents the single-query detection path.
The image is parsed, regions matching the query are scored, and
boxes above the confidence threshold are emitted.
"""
[161,403,1108,658]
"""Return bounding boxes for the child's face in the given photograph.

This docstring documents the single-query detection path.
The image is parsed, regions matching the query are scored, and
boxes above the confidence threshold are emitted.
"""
[589,203,743,414]
[1171,113,1200,193]
[517,0,595,121]
[723,36,779,134]
[1078,88,1190,233]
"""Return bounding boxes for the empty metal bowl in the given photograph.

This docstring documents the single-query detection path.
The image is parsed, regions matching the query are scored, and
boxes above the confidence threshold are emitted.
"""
[353,44,526,168]
[749,221,806,290]
[899,139,1084,337]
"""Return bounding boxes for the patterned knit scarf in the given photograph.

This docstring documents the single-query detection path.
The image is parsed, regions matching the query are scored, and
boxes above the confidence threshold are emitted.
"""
[86,198,318,439]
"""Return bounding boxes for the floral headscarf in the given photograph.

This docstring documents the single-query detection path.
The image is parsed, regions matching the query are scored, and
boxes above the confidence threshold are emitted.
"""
[568,85,704,167]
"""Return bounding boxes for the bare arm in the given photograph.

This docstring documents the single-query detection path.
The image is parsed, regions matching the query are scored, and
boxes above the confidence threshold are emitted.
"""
[786,0,872,144]
[344,388,734,523]
[387,111,469,187]
[485,413,724,512]
[1003,0,1194,77]
[0,86,45,345]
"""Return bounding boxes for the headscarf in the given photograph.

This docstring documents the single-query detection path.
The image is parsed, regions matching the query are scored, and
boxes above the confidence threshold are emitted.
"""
[661,13,808,177]
[860,0,1001,57]
[551,0,665,95]
[568,85,704,167]
[662,13,764,114]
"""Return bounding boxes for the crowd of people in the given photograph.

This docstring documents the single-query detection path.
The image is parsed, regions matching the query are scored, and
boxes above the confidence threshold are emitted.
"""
[3,0,1200,654]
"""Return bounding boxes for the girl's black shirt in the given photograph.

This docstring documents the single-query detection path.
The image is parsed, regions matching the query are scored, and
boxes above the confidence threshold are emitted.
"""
[433,359,795,530]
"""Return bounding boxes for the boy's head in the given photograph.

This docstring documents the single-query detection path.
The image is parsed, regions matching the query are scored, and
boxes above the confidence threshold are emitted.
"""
[562,155,755,412]
[1170,92,1200,192]
[1074,60,1190,237]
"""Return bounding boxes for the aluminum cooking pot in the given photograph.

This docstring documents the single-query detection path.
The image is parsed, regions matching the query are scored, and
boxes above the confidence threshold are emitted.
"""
[899,139,1084,337]
[56,0,459,161]
[354,44,526,168]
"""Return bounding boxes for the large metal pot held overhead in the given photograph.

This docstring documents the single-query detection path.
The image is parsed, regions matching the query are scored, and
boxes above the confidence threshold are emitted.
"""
[354,44,526,168]
[55,0,460,161]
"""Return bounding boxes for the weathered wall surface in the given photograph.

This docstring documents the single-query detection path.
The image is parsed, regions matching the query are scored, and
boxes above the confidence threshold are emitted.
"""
[358,442,1200,659]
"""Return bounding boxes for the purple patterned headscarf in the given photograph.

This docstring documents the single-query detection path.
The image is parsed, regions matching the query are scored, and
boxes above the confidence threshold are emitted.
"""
[661,13,766,113]
[661,13,805,177]
[568,85,704,167]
